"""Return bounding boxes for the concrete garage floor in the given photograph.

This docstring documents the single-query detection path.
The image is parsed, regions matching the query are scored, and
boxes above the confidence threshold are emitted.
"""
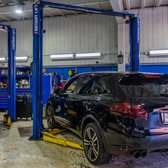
[0,115,168,168]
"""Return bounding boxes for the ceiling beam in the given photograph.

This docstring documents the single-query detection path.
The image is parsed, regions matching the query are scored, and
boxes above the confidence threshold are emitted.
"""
[0,1,32,15]
[109,0,124,23]
[56,9,65,17]
[70,11,77,15]
[0,14,11,21]
[75,1,109,7]
[23,14,31,20]
[141,0,146,8]
[155,0,162,7]
[0,0,110,21]
[6,13,19,20]
[125,0,131,10]
[110,0,124,11]
[96,3,102,9]
[1,0,13,6]
[44,8,54,17]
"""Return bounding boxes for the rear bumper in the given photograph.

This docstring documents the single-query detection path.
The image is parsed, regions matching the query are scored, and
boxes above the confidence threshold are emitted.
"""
[103,130,168,154]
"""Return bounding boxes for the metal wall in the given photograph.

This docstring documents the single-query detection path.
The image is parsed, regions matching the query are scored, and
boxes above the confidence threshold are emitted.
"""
[0,14,118,66]
[1,6,168,66]
[125,6,168,64]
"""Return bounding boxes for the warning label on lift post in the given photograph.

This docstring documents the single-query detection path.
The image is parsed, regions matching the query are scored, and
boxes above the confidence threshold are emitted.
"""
[33,4,39,35]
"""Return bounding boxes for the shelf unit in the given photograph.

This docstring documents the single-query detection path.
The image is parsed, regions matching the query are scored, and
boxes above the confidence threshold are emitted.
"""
[0,66,52,109]
[0,66,32,109]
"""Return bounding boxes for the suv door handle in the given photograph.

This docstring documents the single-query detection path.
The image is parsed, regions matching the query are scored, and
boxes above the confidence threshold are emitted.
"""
[82,101,91,106]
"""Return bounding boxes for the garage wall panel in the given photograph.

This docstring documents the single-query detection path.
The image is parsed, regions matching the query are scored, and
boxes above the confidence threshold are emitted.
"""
[0,31,7,57]
[126,6,168,64]
[0,14,117,66]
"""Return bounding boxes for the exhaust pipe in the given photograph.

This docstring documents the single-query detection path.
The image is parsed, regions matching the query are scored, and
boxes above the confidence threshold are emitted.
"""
[133,151,140,158]
[140,150,147,158]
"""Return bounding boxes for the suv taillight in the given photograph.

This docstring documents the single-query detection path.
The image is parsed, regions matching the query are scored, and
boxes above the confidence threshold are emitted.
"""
[109,102,148,120]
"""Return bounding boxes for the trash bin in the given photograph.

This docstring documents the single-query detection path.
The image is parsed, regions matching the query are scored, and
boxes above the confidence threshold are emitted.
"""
[16,94,32,120]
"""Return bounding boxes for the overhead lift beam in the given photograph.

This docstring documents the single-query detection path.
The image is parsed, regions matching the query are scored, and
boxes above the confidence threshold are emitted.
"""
[0,24,16,121]
[31,1,140,140]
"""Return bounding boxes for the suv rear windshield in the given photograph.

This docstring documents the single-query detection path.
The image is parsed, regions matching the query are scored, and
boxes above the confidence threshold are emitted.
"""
[119,74,168,98]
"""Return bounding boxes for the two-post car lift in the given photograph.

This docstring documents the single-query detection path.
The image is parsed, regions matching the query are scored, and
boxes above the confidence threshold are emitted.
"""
[32,1,140,140]
[0,25,16,123]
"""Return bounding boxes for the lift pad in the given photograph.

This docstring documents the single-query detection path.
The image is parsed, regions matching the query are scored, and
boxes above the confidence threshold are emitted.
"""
[3,114,11,129]
[42,129,84,150]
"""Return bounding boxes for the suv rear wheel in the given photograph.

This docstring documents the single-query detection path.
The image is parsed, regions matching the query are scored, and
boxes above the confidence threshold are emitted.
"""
[83,122,112,165]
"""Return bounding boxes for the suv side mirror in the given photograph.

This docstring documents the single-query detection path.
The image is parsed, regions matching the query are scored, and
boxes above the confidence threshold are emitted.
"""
[54,86,62,94]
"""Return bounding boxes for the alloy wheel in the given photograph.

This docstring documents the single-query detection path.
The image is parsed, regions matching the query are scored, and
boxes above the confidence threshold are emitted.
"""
[83,127,99,162]
[47,105,52,116]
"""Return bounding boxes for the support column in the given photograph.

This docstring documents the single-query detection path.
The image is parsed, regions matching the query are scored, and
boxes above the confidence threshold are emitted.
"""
[129,17,140,71]
[31,4,43,140]
[117,23,126,72]
[8,28,16,121]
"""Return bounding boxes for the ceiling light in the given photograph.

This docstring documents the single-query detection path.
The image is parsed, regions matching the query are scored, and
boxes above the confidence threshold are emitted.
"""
[76,53,101,58]
[149,49,168,56]
[16,56,28,62]
[15,9,23,14]
[50,54,74,60]
[0,57,6,62]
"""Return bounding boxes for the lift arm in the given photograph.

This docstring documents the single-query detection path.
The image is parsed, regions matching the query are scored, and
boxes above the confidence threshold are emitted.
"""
[40,1,134,18]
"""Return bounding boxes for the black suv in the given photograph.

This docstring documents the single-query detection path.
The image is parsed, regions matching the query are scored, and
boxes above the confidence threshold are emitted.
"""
[46,72,168,165]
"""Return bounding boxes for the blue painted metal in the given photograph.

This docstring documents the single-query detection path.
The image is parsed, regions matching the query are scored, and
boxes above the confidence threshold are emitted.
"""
[0,25,16,121]
[45,64,168,81]
[8,28,16,121]
[129,17,140,72]
[31,4,43,140]
[0,71,51,109]
[46,66,117,80]
[42,74,52,104]
[41,1,134,17]
[0,66,31,109]
[32,1,140,140]
[0,24,11,30]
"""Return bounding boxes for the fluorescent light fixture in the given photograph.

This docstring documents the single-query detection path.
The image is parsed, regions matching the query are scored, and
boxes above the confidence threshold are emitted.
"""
[15,9,23,14]
[16,56,28,62]
[76,53,101,58]
[0,57,6,62]
[149,49,168,56]
[50,54,74,60]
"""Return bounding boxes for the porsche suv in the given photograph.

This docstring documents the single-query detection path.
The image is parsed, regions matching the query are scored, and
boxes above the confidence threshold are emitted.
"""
[46,72,168,165]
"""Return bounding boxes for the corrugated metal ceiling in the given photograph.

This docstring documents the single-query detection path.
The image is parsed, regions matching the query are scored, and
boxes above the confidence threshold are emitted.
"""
[0,0,168,22]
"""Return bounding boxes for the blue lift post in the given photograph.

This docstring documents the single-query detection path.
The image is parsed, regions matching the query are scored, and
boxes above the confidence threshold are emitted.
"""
[0,25,16,121]
[130,17,140,72]
[32,1,140,140]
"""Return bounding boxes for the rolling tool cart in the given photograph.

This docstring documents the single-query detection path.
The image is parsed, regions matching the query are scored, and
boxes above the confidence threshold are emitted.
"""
[16,94,32,120]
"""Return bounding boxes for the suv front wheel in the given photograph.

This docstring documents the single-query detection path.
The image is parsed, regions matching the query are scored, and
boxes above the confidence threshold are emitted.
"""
[46,102,57,129]
[83,122,112,165]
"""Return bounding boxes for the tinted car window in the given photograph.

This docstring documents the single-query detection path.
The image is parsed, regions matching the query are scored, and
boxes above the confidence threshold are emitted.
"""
[75,76,92,94]
[95,74,125,100]
[77,76,95,95]
[119,74,168,98]
[120,83,168,98]
[64,77,80,94]
[92,76,110,95]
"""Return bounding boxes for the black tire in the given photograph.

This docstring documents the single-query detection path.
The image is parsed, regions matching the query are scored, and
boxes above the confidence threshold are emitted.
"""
[46,102,58,129]
[83,122,112,165]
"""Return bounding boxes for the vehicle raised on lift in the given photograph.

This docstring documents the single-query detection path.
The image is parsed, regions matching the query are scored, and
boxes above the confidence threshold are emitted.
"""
[46,72,168,165]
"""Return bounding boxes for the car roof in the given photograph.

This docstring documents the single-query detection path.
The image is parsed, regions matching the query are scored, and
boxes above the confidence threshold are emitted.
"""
[69,71,167,82]
[73,71,164,77]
